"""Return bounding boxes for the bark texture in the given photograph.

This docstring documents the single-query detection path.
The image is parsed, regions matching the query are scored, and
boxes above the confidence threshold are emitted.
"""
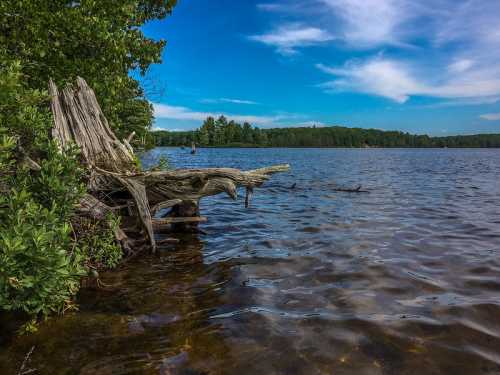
[49,77,289,252]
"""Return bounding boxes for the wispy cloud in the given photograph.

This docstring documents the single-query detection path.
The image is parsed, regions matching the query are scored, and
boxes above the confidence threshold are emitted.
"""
[479,113,500,121]
[321,0,417,48]
[201,98,259,105]
[257,0,500,108]
[316,58,423,103]
[447,59,475,74]
[221,98,259,105]
[249,24,334,55]
[256,3,286,12]
[153,103,290,125]
[317,55,500,103]
[152,126,185,132]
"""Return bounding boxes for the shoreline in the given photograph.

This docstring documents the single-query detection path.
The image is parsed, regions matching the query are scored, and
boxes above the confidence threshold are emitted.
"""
[155,145,500,149]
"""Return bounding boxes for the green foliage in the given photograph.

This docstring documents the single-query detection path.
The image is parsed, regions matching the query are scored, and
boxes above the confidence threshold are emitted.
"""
[0,56,51,154]
[76,214,123,270]
[147,155,170,171]
[0,58,121,319]
[19,318,39,335]
[27,143,86,218]
[0,135,17,187]
[0,60,86,317]
[0,188,86,317]
[0,0,177,141]
[156,155,171,170]
[153,118,500,148]
[0,0,179,320]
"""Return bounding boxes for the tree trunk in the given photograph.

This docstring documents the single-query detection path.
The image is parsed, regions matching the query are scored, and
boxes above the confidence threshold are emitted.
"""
[48,77,289,253]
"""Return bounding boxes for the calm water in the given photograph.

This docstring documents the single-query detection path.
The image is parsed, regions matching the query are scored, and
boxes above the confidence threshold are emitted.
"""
[2,148,500,375]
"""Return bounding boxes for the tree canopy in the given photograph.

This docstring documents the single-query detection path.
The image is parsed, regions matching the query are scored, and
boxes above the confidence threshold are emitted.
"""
[0,0,177,141]
[153,117,500,148]
[0,0,176,323]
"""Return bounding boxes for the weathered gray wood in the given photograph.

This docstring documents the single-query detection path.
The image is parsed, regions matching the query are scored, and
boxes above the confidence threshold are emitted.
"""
[116,176,156,253]
[50,78,136,173]
[151,199,183,215]
[152,215,207,232]
[152,216,207,225]
[49,77,289,253]
[126,131,136,143]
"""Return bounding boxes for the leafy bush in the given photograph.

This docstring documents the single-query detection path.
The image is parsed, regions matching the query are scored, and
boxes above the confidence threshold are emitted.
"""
[0,61,86,316]
[0,0,180,322]
[76,214,123,270]
[0,57,121,320]
[0,188,86,316]
[0,0,176,141]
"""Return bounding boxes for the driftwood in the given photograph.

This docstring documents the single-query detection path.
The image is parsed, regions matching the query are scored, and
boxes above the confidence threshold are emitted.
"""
[48,77,289,252]
[332,185,369,193]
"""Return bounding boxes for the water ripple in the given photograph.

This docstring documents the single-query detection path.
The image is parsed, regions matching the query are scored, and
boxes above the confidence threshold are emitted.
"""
[2,148,500,374]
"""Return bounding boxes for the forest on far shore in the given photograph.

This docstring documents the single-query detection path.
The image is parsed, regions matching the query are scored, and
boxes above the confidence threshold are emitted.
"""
[153,116,500,148]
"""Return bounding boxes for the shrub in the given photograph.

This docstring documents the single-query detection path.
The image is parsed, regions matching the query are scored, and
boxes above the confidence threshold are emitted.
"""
[0,57,122,320]
[0,188,86,316]
[76,214,123,270]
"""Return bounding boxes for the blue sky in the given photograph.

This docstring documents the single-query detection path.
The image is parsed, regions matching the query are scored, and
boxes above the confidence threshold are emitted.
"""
[142,0,500,135]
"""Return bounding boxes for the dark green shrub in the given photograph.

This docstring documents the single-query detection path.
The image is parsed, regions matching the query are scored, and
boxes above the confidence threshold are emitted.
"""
[0,57,122,320]
[76,214,123,270]
[0,188,86,316]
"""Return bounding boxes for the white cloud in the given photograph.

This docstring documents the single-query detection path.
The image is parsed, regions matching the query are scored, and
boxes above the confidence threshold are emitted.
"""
[152,126,184,132]
[221,98,259,105]
[321,0,414,47]
[153,103,288,125]
[201,98,259,105]
[255,0,500,107]
[316,59,424,103]
[434,0,500,47]
[317,55,500,103]
[249,24,334,55]
[480,113,500,121]
[447,59,474,74]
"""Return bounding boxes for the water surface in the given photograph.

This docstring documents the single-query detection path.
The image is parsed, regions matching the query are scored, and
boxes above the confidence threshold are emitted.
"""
[2,148,500,374]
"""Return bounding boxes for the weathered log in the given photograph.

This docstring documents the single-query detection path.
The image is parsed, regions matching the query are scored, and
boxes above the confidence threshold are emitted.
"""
[49,77,289,253]
[332,185,369,193]
[115,176,156,252]
[144,165,289,201]
[152,216,208,226]
[151,199,183,216]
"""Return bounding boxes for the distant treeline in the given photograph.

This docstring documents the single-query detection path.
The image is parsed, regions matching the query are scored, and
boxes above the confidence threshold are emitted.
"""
[153,116,500,148]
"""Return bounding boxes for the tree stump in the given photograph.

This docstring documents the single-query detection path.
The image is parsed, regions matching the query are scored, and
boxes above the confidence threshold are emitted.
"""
[48,77,290,252]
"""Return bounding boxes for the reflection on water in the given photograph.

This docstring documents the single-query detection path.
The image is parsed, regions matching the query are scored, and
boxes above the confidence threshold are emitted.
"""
[2,148,500,374]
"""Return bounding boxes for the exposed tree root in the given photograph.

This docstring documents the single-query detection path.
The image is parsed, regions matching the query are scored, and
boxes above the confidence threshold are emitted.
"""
[48,77,289,253]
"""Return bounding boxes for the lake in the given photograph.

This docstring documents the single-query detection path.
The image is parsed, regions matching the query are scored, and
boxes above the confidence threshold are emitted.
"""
[2,148,500,374]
